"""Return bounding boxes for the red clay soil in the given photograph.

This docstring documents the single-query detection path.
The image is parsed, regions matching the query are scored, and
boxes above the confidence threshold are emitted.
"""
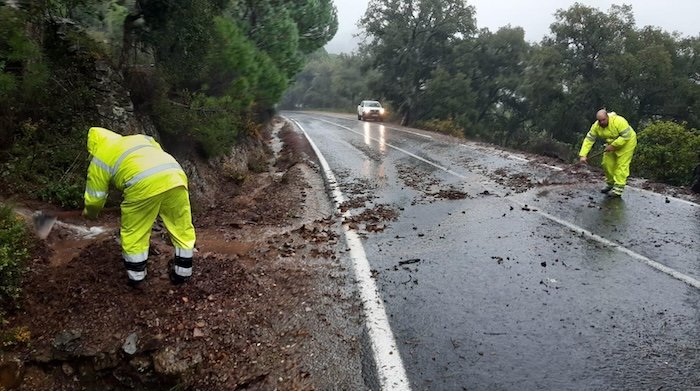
[2,119,366,390]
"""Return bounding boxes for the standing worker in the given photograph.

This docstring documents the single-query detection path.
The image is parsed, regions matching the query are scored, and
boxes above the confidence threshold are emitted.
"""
[579,110,637,197]
[83,127,196,286]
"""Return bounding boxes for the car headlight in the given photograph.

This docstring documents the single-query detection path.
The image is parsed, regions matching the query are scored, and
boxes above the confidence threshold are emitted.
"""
[379,108,385,114]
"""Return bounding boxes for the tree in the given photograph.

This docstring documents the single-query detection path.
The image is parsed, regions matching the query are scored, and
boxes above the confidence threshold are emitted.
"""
[285,0,338,54]
[331,53,371,109]
[452,26,529,142]
[524,4,638,144]
[359,0,476,125]
[124,0,339,152]
[279,51,374,111]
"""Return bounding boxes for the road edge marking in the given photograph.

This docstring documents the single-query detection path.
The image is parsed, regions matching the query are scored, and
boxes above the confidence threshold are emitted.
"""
[288,118,412,391]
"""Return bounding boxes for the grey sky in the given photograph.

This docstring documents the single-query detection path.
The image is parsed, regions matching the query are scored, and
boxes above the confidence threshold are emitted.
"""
[324,0,700,54]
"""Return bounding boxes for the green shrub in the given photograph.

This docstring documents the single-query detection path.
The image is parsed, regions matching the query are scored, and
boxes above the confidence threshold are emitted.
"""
[0,204,31,317]
[633,121,700,186]
[414,118,465,138]
[38,181,84,209]
[523,130,577,162]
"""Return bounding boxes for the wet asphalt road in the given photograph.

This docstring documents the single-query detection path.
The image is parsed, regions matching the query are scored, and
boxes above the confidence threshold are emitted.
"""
[284,112,700,391]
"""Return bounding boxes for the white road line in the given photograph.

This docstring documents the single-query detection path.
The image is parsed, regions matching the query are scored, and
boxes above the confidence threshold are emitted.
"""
[289,118,412,391]
[543,164,565,171]
[316,115,433,139]
[507,155,530,163]
[382,125,433,139]
[307,117,700,290]
[316,118,468,180]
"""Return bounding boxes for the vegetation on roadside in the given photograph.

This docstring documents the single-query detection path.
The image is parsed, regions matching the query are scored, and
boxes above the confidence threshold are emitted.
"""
[0,0,339,346]
[633,122,700,186]
[0,205,32,322]
[0,0,338,200]
[281,1,700,187]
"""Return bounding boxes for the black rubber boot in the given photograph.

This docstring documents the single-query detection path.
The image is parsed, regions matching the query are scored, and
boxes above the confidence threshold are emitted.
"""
[169,270,189,285]
[127,278,144,288]
[169,256,192,285]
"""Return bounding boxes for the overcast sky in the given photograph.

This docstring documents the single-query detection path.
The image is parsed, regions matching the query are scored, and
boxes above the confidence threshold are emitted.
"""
[324,0,699,54]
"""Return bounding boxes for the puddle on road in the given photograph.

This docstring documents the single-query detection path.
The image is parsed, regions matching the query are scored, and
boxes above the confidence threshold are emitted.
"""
[50,238,96,267]
[46,222,115,267]
[196,239,255,255]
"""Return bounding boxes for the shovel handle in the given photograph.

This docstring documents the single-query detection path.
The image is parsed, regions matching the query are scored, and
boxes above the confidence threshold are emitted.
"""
[589,150,605,159]
[43,206,120,219]
[51,210,84,219]
[578,149,604,164]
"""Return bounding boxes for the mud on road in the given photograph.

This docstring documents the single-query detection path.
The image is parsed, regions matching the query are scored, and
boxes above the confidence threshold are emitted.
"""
[4,119,368,390]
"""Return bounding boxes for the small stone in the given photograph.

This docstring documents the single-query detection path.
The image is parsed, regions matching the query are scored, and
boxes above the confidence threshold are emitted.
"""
[0,356,24,389]
[62,363,74,376]
[122,333,139,355]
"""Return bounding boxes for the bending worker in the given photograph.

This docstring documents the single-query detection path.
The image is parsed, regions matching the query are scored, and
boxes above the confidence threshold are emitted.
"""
[579,110,637,197]
[83,127,196,286]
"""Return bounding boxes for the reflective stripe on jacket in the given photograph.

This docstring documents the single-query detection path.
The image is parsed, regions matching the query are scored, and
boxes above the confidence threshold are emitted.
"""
[84,127,188,210]
[579,113,637,157]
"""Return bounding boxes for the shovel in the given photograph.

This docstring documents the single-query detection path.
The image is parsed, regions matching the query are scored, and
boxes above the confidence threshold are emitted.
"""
[568,149,605,174]
[32,210,83,239]
[32,212,58,239]
[32,207,120,239]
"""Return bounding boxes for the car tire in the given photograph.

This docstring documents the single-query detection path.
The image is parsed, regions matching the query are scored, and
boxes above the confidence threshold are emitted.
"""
[358,114,361,120]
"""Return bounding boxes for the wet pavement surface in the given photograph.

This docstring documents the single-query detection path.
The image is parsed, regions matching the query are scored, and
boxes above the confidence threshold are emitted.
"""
[286,112,700,391]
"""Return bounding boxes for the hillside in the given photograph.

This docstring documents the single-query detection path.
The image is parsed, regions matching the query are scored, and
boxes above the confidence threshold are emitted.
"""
[2,120,367,390]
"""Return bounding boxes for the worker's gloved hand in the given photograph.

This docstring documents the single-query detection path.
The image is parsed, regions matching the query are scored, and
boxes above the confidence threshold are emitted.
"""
[579,156,588,164]
[82,206,100,220]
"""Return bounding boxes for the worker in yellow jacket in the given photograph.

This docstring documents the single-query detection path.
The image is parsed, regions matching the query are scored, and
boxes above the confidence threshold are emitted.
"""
[579,110,637,197]
[83,127,196,286]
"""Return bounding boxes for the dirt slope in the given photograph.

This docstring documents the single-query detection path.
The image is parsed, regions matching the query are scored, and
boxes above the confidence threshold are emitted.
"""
[4,118,368,390]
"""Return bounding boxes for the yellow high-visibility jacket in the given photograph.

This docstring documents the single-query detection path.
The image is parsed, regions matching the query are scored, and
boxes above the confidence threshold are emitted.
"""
[84,127,188,216]
[579,113,636,157]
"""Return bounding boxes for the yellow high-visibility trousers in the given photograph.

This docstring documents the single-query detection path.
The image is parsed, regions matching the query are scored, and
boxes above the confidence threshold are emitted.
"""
[120,186,195,282]
[601,137,637,196]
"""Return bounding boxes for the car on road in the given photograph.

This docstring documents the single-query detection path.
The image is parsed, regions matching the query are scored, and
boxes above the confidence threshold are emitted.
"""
[357,100,385,121]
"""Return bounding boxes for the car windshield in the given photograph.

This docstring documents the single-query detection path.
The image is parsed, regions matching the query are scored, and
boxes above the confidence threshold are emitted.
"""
[366,102,381,107]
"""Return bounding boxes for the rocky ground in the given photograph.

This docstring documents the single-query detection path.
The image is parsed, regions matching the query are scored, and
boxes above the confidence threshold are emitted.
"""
[2,119,371,390]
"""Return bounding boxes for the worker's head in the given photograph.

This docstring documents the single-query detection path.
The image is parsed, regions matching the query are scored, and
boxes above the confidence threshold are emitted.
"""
[87,127,121,155]
[596,109,609,128]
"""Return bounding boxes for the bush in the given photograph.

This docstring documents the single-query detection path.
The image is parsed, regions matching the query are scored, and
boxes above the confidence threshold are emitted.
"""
[414,118,465,138]
[0,204,31,318]
[523,130,577,163]
[632,121,700,186]
[38,181,84,209]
